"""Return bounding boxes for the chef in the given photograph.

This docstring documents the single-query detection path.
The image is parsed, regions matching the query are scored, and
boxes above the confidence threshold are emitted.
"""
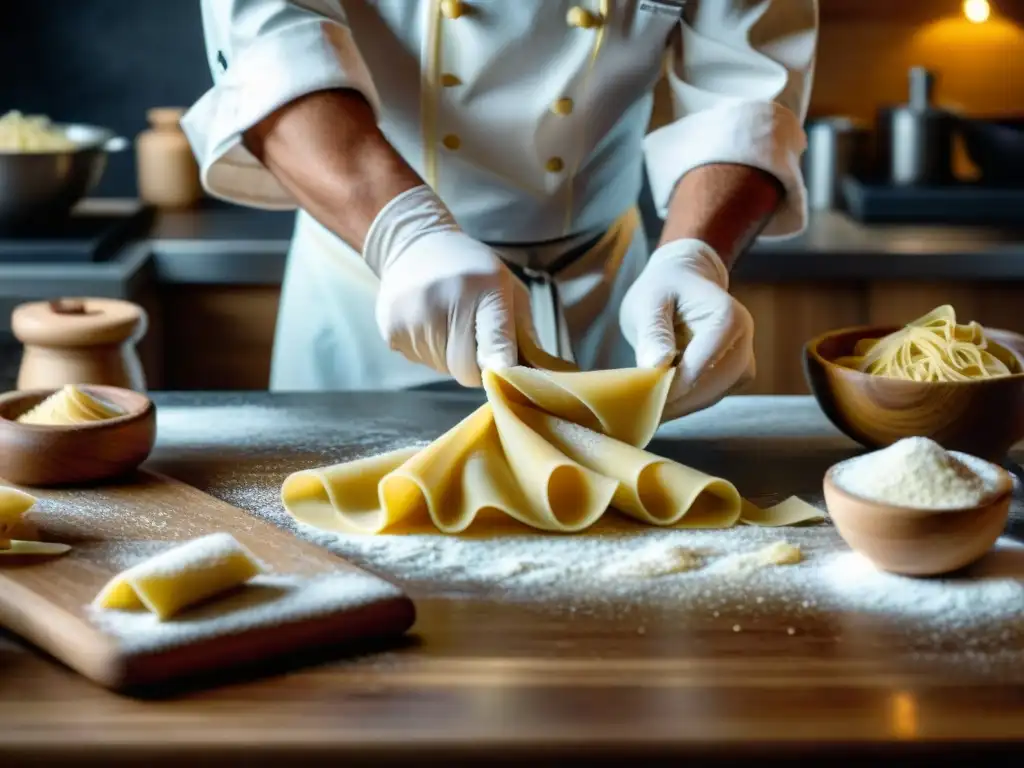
[182,0,817,420]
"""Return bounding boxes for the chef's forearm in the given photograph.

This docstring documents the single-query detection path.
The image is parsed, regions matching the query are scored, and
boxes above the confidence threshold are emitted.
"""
[657,163,784,269]
[243,89,423,251]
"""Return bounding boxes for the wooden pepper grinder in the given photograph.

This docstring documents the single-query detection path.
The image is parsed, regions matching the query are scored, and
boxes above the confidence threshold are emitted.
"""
[136,107,202,208]
[11,298,148,392]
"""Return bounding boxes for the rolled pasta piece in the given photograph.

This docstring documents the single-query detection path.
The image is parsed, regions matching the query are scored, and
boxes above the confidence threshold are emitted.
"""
[92,533,266,620]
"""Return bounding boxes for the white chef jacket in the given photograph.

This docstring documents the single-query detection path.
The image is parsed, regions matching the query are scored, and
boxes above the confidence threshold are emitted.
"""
[182,0,818,391]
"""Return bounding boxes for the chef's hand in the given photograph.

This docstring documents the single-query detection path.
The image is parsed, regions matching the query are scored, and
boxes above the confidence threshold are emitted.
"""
[619,238,755,421]
[363,185,535,387]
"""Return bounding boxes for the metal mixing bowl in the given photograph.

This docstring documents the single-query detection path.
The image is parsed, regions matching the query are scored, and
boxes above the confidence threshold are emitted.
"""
[0,122,128,229]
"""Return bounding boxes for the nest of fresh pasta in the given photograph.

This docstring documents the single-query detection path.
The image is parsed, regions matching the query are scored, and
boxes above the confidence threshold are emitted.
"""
[835,305,1020,382]
[0,110,75,152]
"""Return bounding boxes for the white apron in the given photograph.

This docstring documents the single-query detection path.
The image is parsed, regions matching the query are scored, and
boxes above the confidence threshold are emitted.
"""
[269,206,646,391]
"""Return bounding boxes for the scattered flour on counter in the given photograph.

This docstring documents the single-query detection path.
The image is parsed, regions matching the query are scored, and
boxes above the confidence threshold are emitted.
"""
[27,494,174,538]
[203,473,1024,649]
[818,543,1024,624]
[143,404,1024,667]
[73,540,176,571]
[156,404,432,461]
[87,572,405,654]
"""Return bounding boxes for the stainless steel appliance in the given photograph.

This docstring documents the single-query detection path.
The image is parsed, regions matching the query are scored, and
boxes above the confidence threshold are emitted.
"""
[803,117,871,211]
[876,67,956,186]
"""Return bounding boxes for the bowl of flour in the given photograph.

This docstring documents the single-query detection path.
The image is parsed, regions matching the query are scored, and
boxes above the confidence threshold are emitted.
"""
[823,436,1013,576]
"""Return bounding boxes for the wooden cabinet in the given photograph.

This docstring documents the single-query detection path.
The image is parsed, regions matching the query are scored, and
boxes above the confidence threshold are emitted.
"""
[152,279,1024,394]
[736,281,1024,395]
[157,284,280,391]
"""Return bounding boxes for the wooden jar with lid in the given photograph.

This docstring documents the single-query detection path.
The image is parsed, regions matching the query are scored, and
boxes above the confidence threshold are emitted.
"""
[11,298,148,392]
[136,107,202,209]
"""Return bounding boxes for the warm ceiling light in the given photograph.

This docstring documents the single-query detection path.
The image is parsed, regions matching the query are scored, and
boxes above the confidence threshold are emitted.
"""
[963,0,991,23]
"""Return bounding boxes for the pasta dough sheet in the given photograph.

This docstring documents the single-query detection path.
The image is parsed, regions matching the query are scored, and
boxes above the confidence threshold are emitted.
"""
[93,533,266,620]
[281,357,825,535]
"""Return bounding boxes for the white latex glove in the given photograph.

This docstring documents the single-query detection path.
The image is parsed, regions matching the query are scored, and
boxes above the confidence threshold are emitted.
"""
[619,238,755,421]
[363,185,532,387]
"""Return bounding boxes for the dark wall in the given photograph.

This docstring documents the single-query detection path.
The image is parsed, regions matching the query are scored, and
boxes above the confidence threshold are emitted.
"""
[1,2,212,197]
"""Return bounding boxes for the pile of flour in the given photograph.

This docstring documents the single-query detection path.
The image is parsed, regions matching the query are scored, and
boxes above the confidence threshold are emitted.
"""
[830,436,1003,509]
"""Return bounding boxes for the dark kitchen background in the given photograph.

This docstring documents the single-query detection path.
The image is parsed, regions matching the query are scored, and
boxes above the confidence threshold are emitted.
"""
[1,0,1023,395]
[2,2,211,197]
[4,1,1024,195]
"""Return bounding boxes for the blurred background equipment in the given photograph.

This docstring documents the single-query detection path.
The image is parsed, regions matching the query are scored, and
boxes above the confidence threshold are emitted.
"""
[803,116,872,211]
[0,113,128,230]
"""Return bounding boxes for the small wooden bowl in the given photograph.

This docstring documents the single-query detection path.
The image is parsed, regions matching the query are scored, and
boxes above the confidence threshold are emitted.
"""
[822,461,1013,576]
[0,386,156,487]
[804,325,1024,462]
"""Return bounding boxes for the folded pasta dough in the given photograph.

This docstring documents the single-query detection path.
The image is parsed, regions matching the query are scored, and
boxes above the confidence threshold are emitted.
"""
[93,532,266,620]
[509,402,742,528]
[489,366,672,448]
[280,364,825,535]
[484,372,619,532]
[282,446,420,534]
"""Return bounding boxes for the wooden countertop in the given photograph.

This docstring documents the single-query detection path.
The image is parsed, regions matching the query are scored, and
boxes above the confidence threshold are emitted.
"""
[2,392,1023,765]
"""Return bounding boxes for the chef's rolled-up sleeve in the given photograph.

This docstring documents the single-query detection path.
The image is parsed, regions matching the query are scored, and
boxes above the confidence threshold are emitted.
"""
[643,0,818,238]
[181,0,379,209]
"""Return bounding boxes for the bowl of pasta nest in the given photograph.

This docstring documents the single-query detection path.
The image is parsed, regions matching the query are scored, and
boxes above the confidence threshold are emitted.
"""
[804,305,1024,462]
[0,110,128,229]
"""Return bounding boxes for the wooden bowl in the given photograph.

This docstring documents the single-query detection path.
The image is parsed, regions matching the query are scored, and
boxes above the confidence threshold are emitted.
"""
[0,386,156,486]
[823,460,1013,576]
[803,325,1024,462]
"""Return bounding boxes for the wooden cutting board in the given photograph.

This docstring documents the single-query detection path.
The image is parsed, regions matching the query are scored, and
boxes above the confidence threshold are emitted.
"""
[0,470,416,693]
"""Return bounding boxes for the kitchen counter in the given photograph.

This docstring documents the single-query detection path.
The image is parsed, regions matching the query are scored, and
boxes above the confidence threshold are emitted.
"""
[2,392,1023,765]
[3,198,1022,289]
[147,202,1024,284]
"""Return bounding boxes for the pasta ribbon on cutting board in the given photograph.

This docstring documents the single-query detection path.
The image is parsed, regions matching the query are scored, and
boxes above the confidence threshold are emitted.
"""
[93,533,266,620]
